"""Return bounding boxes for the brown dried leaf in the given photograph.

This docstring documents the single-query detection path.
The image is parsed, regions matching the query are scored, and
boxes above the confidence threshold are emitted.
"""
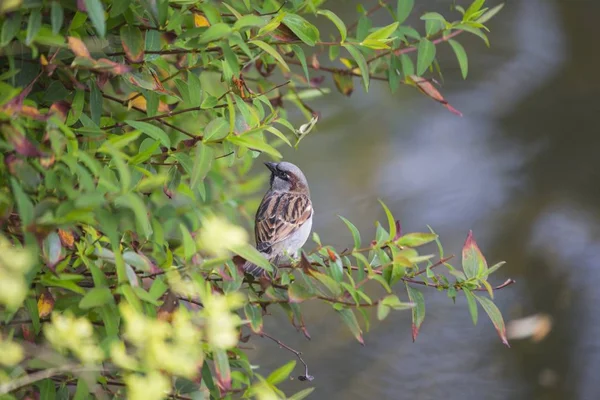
[408,75,463,117]
[333,72,354,96]
[1,125,43,157]
[68,36,91,58]
[57,229,75,248]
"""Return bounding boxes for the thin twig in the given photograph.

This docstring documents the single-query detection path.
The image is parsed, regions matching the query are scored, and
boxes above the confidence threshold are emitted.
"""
[260,332,314,382]
[413,255,454,276]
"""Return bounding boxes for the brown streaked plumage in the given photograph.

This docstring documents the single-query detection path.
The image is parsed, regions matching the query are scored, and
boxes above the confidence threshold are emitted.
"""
[243,162,313,277]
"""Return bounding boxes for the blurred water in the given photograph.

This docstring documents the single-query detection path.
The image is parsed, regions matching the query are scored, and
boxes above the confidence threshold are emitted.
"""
[249,1,600,399]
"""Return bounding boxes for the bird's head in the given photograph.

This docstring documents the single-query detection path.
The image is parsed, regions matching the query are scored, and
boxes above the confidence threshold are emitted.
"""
[265,161,309,194]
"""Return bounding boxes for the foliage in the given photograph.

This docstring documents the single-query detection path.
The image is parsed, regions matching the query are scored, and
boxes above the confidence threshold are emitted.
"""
[0,0,510,399]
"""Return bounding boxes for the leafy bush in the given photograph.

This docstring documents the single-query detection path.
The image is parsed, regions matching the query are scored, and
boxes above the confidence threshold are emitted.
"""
[0,0,511,399]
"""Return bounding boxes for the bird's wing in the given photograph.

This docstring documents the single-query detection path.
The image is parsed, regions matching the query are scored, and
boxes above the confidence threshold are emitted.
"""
[254,191,312,255]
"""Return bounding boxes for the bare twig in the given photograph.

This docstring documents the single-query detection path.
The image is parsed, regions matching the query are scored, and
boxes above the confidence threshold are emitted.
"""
[260,332,314,382]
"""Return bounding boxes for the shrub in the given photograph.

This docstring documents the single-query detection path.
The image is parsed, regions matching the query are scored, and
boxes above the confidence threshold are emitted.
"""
[0,0,510,399]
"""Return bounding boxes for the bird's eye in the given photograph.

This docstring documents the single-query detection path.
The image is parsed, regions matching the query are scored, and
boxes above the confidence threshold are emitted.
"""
[280,172,289,180]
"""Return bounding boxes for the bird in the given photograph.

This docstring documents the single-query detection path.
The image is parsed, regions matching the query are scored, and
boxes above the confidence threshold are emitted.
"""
[243,161,313,278]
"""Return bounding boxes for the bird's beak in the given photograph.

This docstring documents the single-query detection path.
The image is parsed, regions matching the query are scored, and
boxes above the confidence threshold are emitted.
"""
[264,162,277,173]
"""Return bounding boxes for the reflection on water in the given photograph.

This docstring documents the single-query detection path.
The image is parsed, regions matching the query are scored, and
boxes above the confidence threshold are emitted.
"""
[250,1,600,399]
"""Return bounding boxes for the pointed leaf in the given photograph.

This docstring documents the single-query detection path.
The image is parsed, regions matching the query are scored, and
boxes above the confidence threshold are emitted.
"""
[475,294,509,347]
[79,287,113,309]
[267,360,296,385]
[338,216,361,249]
[336,307,364,345]
[317,10,346,42]
[416,38,436,76]
[405,284,425,341]
[462,230,487,279]
[397,0,415,24]
[282,14,319,46]
[463,288,478,325]
[120,25,145,63]
[124,120,171,147]
[250,39,290,72]
[84,0,106,38]
[343,44,369,91]
[396,232,438,247]
[244,304,263,333]
[448,39,468,79]
[378,199,396,241]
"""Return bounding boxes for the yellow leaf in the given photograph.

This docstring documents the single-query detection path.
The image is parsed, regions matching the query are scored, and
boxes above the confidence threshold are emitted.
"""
[194,14,210,27]
[127,93,170,112]
[37,290,55,318]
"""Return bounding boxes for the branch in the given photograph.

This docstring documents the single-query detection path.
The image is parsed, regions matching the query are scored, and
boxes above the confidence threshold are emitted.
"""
[0,365,102,395]
[260,332,313,382]
[367,29,464,64]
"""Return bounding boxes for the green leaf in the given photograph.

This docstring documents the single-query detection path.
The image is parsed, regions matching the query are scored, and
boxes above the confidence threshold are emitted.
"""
[282,14,319,46]
[37,379,56,400]
[231,243,273,272]
[397,0,415,25]
[416,38,436,76]
[343,44,369,91]
[233,14,267,31]
[317,10,346,42]
[120,284,143,312]
[396,232,438,247]
[1,13,22,47]
[267,360,296,385]
[463,288,478,325]
[420,12,447,23]
[125,120,171,147]
[79,287,113,309]
[24,298,40,334]
[290,44,309,82]
[191,142,213,189]
[288,388,316,400]
[474,294,509,347]
[227,134,281,158]
[448,39,468,79]
[465,0,485,20]
[201,361,220,400]
[477,3,505,24]
[10,178,33,227]
[90,82,102,126]
[213,348,231,389]
[455,24,489,46]
[26,9,41,45]
[250,39,290,72]
[338,215,361,249]
[120,25,145,63]
[405,284,425,341]
[203,117,229,142]
[51,2,64,35]
[363,22,399,42]
[199,23,232,43]
[336,307,364,345]
[400,53,414,77]
[378,199,396,241]
[83,0,106,38]
[288,282,316,303]
[461,230,487,279]
[115,193,153,238]
[244,303,263,333]
[73,378,89,400]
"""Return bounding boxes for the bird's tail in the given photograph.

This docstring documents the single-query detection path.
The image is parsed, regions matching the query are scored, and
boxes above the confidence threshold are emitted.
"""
[242,261,265,278]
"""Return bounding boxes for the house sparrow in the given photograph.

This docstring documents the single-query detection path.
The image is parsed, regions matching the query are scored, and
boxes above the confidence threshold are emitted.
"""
[243,162,313,277]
